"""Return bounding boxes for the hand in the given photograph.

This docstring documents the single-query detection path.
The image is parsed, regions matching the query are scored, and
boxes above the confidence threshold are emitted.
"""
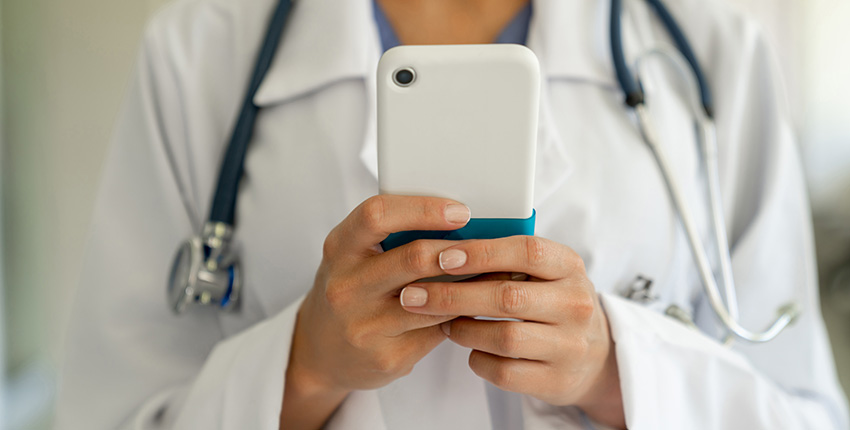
[400,236,626,429]
[281,195,470,429]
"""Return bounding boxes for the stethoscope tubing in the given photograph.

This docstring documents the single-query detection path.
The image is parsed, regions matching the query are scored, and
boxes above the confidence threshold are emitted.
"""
[209,0,293,225]
[635,45,740,322]
[636,105,798,343]
[610,0,713,117]
[630,43,799,343]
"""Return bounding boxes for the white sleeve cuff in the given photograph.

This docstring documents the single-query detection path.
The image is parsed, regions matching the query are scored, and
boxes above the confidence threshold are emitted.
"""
[170,295,389,430]
[173,296,305,429]
[598,293,837,429]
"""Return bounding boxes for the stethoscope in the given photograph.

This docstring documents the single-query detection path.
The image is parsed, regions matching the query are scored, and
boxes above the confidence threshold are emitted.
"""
[167,0,799,343]
[166,0,292,314]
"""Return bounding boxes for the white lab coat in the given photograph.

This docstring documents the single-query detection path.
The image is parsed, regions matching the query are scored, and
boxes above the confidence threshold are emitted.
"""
[55,0,849,428]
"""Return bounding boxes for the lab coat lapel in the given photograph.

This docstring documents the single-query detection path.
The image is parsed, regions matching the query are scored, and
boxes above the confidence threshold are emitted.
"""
[252,0,376,106]
[530,0,616,87]
[526,0,616,207]
[250,0,383,181]
[358,57,379,180]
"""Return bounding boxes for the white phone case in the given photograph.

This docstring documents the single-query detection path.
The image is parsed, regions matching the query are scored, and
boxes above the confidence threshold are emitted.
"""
[377,44,539,220]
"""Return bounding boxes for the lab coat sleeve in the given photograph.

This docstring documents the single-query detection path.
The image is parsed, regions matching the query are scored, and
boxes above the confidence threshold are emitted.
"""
[591,13,848,430]
[53,3,311,428]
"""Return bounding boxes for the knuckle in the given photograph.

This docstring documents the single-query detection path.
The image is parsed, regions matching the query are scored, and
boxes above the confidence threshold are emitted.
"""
[397,363,415,378]
[322,231,339,259]
[360,196,388,234]
[468,350,481,370]
[571,336,591,357]
[567,250,587,274]
[498,324,525,356]
[497,281,528,316]
[491,362,516,389]
[553,371,576,394]
[523,236,547,269]
[436,283,460,312]
[473,241,497,268]
[552,335,572,360]
[403,241,433,277]
[372,353,402,375]
[342,324,369,350]
[421,198,442,221]
[323,279,352,312]
[570,292,596,322]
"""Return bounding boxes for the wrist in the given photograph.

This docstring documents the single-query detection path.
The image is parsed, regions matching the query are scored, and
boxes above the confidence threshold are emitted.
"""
[281,361,350,430]
[287,293,347,396]
[285,353,349,401]
[280,308,350,430]
[575,305,625,429]
[576,345,625,428]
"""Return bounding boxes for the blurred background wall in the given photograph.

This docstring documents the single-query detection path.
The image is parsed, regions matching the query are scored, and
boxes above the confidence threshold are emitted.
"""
[0,0,848,428]
[1,0,170,427]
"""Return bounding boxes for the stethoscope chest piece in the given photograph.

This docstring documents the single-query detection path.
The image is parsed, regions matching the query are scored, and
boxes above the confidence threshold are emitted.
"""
[167,222,242,314]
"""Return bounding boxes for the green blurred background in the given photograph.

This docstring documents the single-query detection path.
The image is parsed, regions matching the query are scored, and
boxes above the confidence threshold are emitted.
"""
[1,0,849,428]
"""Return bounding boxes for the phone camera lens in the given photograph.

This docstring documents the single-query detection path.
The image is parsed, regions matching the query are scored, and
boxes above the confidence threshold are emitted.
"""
[393,68,415,87]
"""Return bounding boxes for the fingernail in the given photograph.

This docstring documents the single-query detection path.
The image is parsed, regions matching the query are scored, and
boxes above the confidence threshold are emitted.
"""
[440,321,451,337]
[439,249,467,271]
[445,204,471,224]
[511,272,528,281]
[400,286,428,307]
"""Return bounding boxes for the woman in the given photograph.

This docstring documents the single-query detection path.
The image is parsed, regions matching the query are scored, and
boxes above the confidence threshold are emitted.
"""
[56,0,849,428]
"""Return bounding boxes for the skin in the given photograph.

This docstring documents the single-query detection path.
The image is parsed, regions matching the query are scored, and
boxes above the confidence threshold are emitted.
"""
[376,0,531,45]
[400,238,625,423]
[281,1,626,428]
[281,197,625,429]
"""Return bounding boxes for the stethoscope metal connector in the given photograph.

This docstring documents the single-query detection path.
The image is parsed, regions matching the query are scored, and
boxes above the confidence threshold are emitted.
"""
[167,222,242,314]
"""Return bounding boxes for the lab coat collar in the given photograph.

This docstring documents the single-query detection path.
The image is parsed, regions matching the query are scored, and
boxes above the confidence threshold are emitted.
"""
[252,0,615,203]
[529,0,617,88]
[253,0,378,106]
[254,0,617,107]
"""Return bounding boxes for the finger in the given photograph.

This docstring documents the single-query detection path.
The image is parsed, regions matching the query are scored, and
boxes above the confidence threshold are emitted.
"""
[398,325,451,364]
[436,236,583,281]
[400,279,565,322]
[353,239,460,295]
[444,318,556,360]
[326,195,470,255]
[378,298,458,336]
[369,325,447,379]
[467,349,548,394]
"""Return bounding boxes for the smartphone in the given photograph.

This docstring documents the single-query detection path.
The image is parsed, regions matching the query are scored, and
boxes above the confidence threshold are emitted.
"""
[377,44,540,250]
